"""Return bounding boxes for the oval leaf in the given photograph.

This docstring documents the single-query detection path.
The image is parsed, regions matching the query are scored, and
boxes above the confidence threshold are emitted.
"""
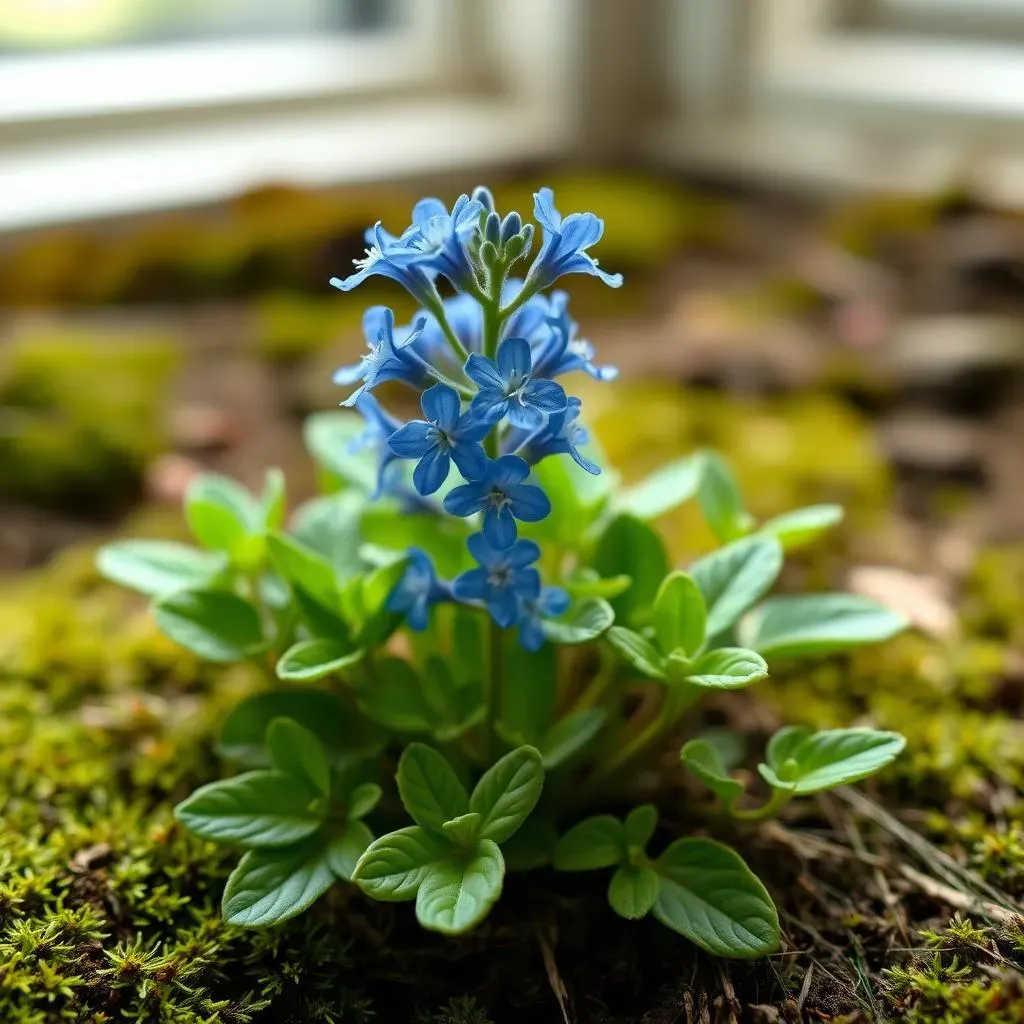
[553,816,626,871]
[763,727,906,794]
[266,532,340,611]
[327,822,374,881]
[353,825,448,902]
[175,770,323,848]
[538,708,608,770]
[469,746,545,844]
[397,744,470,833]
[304,411,379,493]
[96,540,226,597]
[697,451,753,544]
[653,838,779,958]
[222,839,336,927]
[680,739,745,803]
[690,536,783,638]
[739,594,908,659]
[618,455,702,520]
[594,514,670,623]
[415,841,505,935]
[355,658,436,733]
[653,572,706,657]
[266,717,330,797]
[608,864,660,920]
[542,598,615,645]
[606,627,666,680]
[276,638,365,682]
[685,648,768,689]
[153,588,265,662]
[759,504,843,551]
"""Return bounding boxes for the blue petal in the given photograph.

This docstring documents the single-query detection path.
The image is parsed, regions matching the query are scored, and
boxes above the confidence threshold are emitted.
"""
[483,507,517,548]
[469,390,509,426]
[497,337,532,382]
[487,588,519,629]
[413,197,448,224]
[406,596,430,631]
[339,383,367,408]
[452,411,491,443]
[421,382,461,431]
[523,378,567,413]
[453,567,488,602]
[518,616,545,652]
[512,568,542,601]
[506,539,541,569]
[558,211,603,253]
[362,304,390,343]
[570,448,601,476]
[491,454,530,487]
[443,483,485,519]
[465,353,504,391]
[387,421,432,458]
[332,361,364,386]
[413,447,450,496]
[450,441,488,481]
[466,531,496,567]
[533,188,561,232]
[507,483,551,523]
[540,586,571,616]
[505,400,544,431]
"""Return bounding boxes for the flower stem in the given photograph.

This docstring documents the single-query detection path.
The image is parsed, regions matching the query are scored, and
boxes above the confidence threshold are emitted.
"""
[423,292,471,364]
[729,787,793,822]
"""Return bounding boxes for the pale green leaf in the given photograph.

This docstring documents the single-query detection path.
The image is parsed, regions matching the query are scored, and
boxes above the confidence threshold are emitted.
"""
[469,746,544,844]
[761,727,905,794]
[353,826,449,902]
[441,812,482,847]
[608,864,660,920]
[276,638,365,683]
[153,588,265,662]
[553,816,627,871]
[697,451,753,543]
[327,822,374,881]
[623,805,658,850]
[415,841,504,935]
[538,708,608,770]
[759,504,843,551]
[653,572,706,657]
[397,744,470,833]
[685,648,768,689]
[690,536,783,638]
[680,739,745,803]
[606,627,666,680]
[541,598,615,645]
[96,540,226,598]
[618,455,702,520]
[266,717,330,797]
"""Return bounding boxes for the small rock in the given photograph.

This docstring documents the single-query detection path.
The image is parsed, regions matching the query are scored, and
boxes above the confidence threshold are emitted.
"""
[848,565,958,640]
[146,453,203,505]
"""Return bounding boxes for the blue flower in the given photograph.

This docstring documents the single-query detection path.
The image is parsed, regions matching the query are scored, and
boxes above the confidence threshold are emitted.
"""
[443,455,551,547]
[532,292,618,382]
[518,586,571,652]
[387,383,489,496]
[408,293,484,375]
[466,337,567,430]
[333,306,428,407]
[401,195,483,292]
[330,222,437,305]
[452,534,541,628]
[348,392,405,500]
[387,548,451,630]
[526,187,623,292]
[506,397,600,476]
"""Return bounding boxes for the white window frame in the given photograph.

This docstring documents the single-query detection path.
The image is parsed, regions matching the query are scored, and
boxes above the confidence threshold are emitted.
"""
[0,0,584,233]
[652,0,1024,205]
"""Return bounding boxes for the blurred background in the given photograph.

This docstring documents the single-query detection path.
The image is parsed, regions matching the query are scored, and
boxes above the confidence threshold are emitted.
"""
[2,0,1024,582]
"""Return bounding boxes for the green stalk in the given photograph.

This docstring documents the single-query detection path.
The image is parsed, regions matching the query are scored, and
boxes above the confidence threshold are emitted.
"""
[423,292,471,364]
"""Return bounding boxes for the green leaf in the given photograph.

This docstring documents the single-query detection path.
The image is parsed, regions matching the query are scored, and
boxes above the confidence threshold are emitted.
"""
[594,514,669,624]
[765,724,811,773]
[606,627,666,680]
[96,540,226,597]
[174,770,324,848]
[397,744,470,833]
[266,532,340,612]
[618,455,702,520]
[222,838,335,927]
[304,411,378,493]
[690,536,783,638]
[185,474,263,565]
[759,504,843,551]
[680,739,745,803]
[347,782,383,821]
[327,821,374,881]
[653,838,779,958]
[361,502,470,579]
[563,569,633,601]
[353,826,448,902]
[538,708,608,770]
[685,648,768,689]
[553,816,626,871]
[469,746,545,844]
[218,688,374,769]
[266,717,330,797]
[415,841,504,935]
[153,588,265,662]
[276,638,365,683]
[260,468,287,532]
[760,728,906,794]
[624,805,658,850]
[291,492,365,576]
[653,572,706,657]
[738,594,908,659]
[441,812,482,847]
[697,451,753,543]
[608,865,660,920]
[352,557,408,647]
[542,598,615,645]
[355,658,436,733]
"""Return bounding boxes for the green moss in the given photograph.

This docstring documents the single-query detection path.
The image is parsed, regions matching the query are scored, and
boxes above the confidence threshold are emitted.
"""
[0,328,178,508]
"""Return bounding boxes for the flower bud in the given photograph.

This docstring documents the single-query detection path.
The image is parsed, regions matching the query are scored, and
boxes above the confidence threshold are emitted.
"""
[472,185,495,212]
[479,240,499,269]
[499,212,522,245]
[483,212,501,246]
[504,235,525,264]
[518,223,534,261]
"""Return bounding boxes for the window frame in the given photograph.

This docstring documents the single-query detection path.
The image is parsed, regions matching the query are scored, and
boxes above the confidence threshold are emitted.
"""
[0,0,584,234]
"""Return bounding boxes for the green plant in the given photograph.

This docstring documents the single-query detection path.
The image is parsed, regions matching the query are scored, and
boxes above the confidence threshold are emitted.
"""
[97,185,908,959]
